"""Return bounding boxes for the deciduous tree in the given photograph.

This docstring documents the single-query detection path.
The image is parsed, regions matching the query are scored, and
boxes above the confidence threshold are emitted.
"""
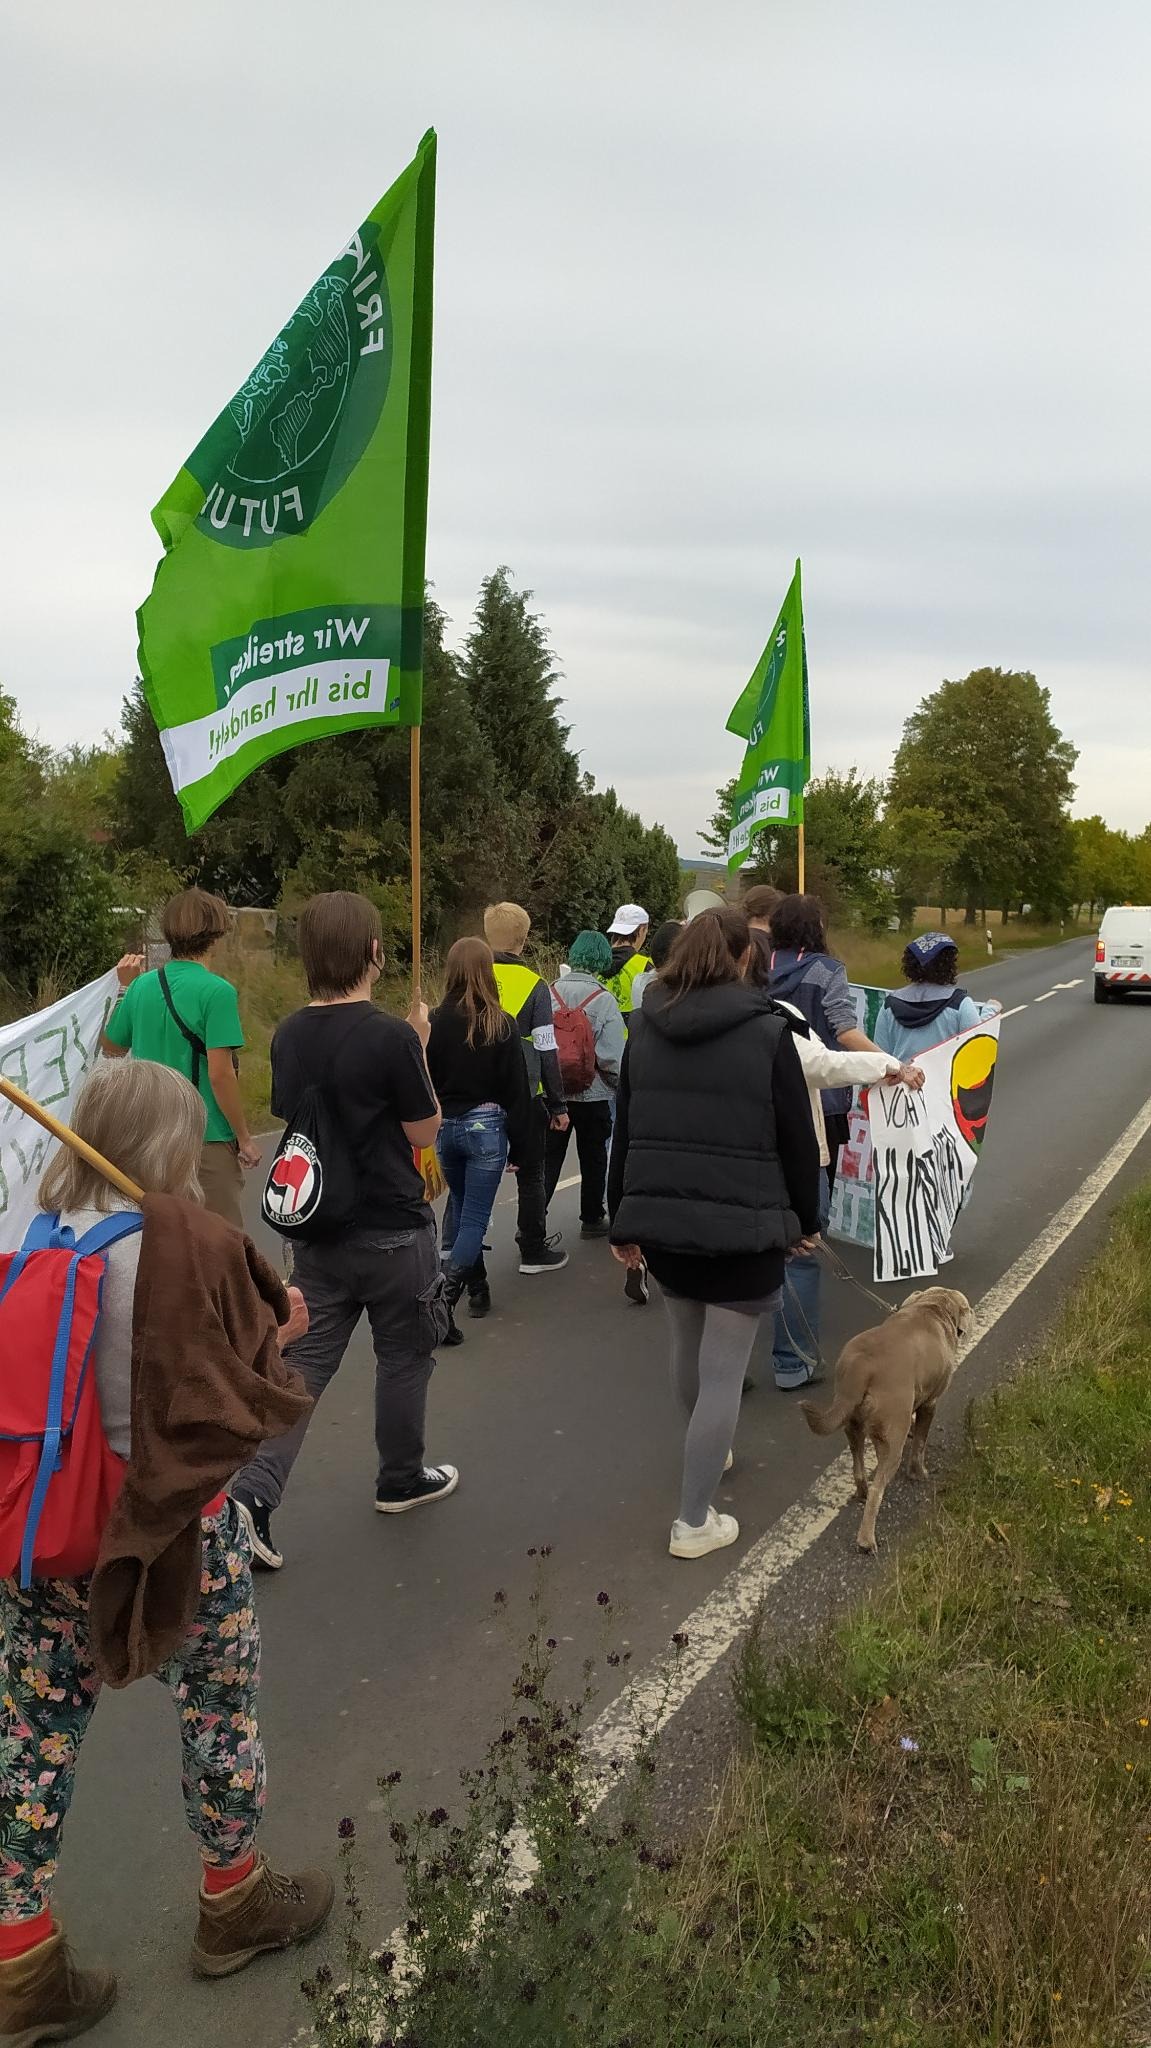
[886,669,1077,922]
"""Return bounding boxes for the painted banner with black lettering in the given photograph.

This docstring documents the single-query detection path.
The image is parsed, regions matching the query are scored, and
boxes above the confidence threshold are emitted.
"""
[829,1010,1001,1282]
[0,973,120,1251]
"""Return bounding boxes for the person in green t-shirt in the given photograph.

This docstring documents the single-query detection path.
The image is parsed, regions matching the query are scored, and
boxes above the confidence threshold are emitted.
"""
[102,888,259,1227]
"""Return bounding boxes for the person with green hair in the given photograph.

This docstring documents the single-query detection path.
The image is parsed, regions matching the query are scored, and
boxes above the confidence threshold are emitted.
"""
[545,932,627,1238]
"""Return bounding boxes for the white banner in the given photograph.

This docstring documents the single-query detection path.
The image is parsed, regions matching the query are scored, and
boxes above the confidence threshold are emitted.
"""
[0,972,120,1251]
[159,658,392,793]
[829,1012,1001,1283]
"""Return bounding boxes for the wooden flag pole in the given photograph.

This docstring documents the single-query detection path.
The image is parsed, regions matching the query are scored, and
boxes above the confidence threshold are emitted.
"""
[410,724,423,1002]
[797,821,806,894]
[0,1076,144,1203]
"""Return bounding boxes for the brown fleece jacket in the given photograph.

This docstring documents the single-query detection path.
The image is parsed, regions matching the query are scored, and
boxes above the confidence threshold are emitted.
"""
[87,1193,310,1687]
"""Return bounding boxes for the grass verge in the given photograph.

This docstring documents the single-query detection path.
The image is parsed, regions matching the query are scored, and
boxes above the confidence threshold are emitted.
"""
[831,917,1086,991]
[665,1182,1151,2045]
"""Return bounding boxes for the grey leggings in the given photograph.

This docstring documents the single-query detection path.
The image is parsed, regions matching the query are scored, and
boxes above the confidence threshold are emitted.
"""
[661,1290,774,1527]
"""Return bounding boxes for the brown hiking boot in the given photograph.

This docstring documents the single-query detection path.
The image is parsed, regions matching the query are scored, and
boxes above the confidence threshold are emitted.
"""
[190,1856,334,1979]
[0,1926,116,2044]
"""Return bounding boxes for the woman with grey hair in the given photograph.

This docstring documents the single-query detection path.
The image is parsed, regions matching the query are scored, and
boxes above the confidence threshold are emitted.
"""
[0,1059,329,2042]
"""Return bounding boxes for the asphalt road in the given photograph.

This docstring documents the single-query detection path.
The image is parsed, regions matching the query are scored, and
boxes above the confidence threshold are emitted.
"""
[58,936,1151,2047]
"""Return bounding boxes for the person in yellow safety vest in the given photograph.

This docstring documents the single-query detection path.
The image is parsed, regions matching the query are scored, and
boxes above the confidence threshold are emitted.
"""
[605,904,653,1021]
[482,902,570,1280]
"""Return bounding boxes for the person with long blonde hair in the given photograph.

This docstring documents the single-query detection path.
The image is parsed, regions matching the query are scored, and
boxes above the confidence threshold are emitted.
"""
[426,937,532,1331]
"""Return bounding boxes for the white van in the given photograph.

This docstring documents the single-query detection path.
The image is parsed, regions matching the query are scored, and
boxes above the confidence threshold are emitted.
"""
[1094,906,1151,1002]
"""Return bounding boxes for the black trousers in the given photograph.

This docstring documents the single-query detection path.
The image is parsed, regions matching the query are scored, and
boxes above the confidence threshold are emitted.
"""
[544,1100,613,1224]
[515,1100,550,1256]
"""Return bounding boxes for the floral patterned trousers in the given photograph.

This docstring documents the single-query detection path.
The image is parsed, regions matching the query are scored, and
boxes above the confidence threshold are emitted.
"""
[0,1501,265,1922]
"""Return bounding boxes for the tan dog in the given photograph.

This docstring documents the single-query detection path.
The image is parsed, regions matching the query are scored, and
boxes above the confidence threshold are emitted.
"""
[800,1287,972,1554]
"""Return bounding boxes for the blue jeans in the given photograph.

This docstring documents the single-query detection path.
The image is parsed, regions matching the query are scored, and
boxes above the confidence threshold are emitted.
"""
[772,1169,831,1389]
[438,1108,509,1276]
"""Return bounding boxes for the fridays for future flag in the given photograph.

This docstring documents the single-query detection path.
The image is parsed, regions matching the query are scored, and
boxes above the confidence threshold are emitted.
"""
[725,559,811,871]
[138,131,436,833]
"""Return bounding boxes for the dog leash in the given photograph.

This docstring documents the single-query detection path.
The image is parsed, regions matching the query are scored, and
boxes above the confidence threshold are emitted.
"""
[776,1239,897,1384]
[815,1240,897,1320]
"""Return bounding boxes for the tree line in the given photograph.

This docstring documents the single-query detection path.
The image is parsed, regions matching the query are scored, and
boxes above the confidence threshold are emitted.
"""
[702,666,1131,930]
[0,568,682,1005]
[2,631,1140,1012]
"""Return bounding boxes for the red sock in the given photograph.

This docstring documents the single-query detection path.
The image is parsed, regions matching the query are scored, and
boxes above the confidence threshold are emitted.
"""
[0,1911,54,1960]
[202,1851,256,1896]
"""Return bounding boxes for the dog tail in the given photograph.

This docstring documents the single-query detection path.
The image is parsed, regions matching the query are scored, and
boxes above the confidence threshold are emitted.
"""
[799,1391,855,1436]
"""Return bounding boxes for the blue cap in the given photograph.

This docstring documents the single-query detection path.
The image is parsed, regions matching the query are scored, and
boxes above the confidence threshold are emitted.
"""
[907,931,957,964]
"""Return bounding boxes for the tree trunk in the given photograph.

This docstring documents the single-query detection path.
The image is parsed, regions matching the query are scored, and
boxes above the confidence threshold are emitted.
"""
[964,903,977,925]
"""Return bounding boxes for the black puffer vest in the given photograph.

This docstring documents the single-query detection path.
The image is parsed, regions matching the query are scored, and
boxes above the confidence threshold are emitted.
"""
[611,981,798,1256]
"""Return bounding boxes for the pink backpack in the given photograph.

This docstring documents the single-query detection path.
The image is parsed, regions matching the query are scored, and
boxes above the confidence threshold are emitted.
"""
[551,986,599,1097]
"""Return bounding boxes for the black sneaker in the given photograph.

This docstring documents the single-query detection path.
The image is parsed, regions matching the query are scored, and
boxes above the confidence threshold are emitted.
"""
[375,1464,460,1514]
[519,1236,569,1275]
[580,1217,610,1239]
[232,1488,283,1571]
[467,1282,492,1319]
[624,1258,650,1307]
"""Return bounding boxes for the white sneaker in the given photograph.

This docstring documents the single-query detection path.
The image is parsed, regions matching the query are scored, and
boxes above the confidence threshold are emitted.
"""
[669,1508,739,1559]
[723,1450,734,1474]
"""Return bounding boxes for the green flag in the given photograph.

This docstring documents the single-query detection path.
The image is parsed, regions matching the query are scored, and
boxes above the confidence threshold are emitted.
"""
[725,559,810,872]
[137,131,436,834]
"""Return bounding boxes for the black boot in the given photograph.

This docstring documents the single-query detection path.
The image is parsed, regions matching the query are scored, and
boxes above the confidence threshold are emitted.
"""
[439,1268,466,1348]
[466,1254,492,1320]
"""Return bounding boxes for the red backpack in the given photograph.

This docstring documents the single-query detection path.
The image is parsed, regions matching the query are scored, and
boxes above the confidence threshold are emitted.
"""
[551,984,600,1097]
[0,1211,141,1587]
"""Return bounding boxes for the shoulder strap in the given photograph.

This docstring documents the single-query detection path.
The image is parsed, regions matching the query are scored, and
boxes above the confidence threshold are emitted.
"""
[157,966,206,1089]
[73,1214,144,1256]
[552,985,601,1016]
[1,1212,60,1308]
[20,1248,84,1587]
[21,1212,64,1251]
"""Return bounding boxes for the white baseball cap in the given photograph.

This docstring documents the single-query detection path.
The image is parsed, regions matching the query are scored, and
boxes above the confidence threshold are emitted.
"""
[608,903,650,936]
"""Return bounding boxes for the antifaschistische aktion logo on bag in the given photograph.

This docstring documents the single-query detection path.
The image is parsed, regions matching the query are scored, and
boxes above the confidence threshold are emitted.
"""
[263,1134,323,1229]
[191,231,394,549]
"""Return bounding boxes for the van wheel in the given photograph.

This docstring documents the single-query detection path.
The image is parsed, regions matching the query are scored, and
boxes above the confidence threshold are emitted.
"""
[1094,980,1111,1004]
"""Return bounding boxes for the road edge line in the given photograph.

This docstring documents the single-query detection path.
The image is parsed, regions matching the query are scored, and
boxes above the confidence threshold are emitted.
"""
[581,1086,1151,1779]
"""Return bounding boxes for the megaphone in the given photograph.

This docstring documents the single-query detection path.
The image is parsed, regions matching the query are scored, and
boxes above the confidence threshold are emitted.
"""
[683,888,725,922]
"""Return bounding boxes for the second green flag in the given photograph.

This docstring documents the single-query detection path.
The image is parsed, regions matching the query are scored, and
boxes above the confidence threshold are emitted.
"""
[726,559,810,873]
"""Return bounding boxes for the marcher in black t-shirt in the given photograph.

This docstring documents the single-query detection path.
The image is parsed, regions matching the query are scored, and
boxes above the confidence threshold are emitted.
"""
[232,893,457,1571]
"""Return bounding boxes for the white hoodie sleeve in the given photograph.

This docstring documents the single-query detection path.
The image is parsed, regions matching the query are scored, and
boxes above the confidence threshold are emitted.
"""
[794,1034,902,1091]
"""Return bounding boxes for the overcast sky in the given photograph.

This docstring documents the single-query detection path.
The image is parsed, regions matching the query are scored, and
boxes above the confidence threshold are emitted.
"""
[4,0,1149,856]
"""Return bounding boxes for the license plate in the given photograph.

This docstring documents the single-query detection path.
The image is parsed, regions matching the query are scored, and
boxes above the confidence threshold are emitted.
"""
[1113,955,1140,967]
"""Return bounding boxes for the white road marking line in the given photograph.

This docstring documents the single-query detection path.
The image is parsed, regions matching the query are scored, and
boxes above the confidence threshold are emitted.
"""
[580,1083,1151,1772]
[1034,991,1058,1002]
[998,1004,1029,1020]
[497,1172,580,1207]
[1052,979,1084,989]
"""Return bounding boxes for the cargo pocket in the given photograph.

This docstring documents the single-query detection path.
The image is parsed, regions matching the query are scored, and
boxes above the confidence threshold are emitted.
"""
[418,1270,451,1348]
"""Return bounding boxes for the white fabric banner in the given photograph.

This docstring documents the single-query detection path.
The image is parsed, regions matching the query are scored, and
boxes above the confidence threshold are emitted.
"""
[829,1011,1001,1283]
[0,972,120,1252]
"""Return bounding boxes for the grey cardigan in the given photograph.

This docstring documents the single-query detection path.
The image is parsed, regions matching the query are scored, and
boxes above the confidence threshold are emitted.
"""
[551,971,627,1103]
